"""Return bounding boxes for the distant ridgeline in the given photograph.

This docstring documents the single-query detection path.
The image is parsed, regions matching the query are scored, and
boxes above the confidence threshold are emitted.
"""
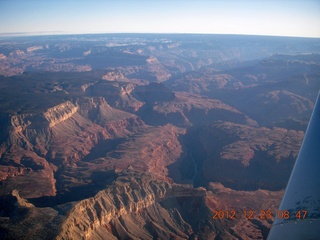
[0,34,319,239]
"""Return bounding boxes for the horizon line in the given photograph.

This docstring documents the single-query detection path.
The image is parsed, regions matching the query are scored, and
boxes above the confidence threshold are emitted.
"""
[1,31,320,39]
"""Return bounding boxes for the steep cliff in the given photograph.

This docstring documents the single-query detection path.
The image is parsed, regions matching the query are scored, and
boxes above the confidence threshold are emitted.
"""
[7,101,79,147]
[137,92,257,127]
[44,101,79,128]
[88,81,145,112]
[0,171,282,240]
[0,98,146,198]
[176,121,304,190]
[1,35,319,240]
[145,56,171,82]
[57,171,205,240]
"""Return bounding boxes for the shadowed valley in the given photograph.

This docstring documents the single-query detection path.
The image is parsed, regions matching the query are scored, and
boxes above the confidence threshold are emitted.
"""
[0,34,319,239]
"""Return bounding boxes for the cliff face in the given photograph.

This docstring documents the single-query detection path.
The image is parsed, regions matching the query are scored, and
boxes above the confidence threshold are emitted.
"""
[168,70,243,94]
[145,56,171,82]
[101,124,185,180]
[88,81,145,112]
[0,89,187,200]
[8,101,79,147]
[1,171,282,240]
[1,36,319,240]
[54,170,207,240]
[57,171,204,240]
[44,101,79,128]
[0,98,146,198]
[137,92,258,127]
[77,97,140,127]
[225,90,315,126]
[1,104,79,197]
[1,172,204,240]
[177,121,304,191]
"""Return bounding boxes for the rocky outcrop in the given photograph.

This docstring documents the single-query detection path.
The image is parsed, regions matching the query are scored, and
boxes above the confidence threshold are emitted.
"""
[88,81,145,112]
[77,97,136,125]
[0,190,62,240]
[9,101,78,133]
[1,36,319,240]
[44,101,78,127]
[0,98,146,198]
[225,90,315,127]
[137,92,258,127]
[57,171,205,240]
[167,69,243,94]
[145,56,171,82]
[176,121,304,190]
[206,182,284,240]
[0,172,206,240]
[0,173,281,240]
[102,71,125,81]
[107,124,184,180]
[11,189,34,208]
[27,46,43,53]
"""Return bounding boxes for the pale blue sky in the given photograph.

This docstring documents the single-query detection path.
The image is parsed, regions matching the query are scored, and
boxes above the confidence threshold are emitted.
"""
[0,0,319,37]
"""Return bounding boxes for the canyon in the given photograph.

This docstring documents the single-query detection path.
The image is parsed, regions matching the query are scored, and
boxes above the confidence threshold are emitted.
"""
[0,34,319,239]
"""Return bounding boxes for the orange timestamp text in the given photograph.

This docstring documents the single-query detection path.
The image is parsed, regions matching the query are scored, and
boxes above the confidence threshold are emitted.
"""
[212,209,308,220]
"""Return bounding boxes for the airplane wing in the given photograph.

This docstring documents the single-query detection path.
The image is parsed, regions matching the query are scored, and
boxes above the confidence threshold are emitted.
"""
[267,92,320,240]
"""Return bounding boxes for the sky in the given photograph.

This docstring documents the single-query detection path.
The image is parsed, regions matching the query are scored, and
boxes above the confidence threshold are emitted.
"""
[0,0,320,38]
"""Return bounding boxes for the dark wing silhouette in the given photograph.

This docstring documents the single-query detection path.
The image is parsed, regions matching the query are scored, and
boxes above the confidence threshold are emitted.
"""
[267,92,320,240]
